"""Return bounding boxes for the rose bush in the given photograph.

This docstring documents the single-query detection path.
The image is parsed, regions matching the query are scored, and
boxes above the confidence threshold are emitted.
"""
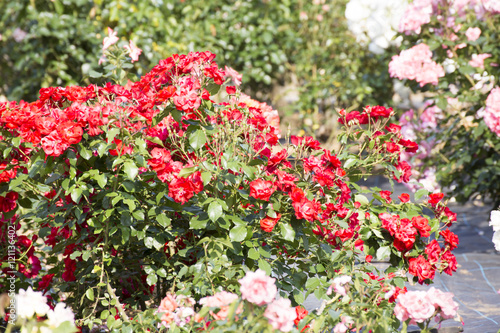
[388,0,500,204]
[0,45,461,332]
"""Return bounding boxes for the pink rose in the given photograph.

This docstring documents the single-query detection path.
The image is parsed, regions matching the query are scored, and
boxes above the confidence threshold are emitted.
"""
[397,291,436,324]
[333,316,354,333]
[465,27,481,41]
[238,269,277,306]
[224,66,242,86]
[326,275,352,296]
[263,298,296,332]
[102,27,119,51]
[123,40,142,63]
[199,291,240,320]
[427,287,458,320]
[484,87,500,136]
[158,294,179,324]
[469,53,492,69]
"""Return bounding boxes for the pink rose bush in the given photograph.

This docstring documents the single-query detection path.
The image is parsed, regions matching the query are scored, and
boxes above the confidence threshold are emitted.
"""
[390,0,500,203]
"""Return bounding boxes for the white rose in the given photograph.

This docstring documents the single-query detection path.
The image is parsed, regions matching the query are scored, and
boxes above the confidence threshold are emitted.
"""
[490,210,500,232]
[16,287,50,319]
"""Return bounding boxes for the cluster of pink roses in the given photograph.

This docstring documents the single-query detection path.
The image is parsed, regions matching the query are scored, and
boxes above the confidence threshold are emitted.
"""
[239,269,297,332]
[484,87,500,137]
[389,43,445,87]
[394,287,459,326]
[156,269,306,332]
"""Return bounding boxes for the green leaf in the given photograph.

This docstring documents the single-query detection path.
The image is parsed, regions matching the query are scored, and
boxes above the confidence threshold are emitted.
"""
[170,108,182,123]
[280,223,295,242]
[354,194,369,206]
[89,70,102,78]
[86,288,94,301]
[201,171,211,185]
[258,259,272,275]
[248,248,260,260]
[207,201,223,222]
[376,246,391,260]
[305,277,320,290]
[123,161,138,180]
[230,225,247,242]
[95,173,107,188]
[146,273,158,286]
[178,166,196,178]
[107,127,120,144]
[79,146,93,160]
[344,157,357,169]
[415,188,428,201]
[190,216,208,229]
[189,129,207,150]
[70,188,82,203]
[157,214,171,228]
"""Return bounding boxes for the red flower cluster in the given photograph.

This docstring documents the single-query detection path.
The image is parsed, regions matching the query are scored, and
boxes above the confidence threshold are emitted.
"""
[380,213,418,252]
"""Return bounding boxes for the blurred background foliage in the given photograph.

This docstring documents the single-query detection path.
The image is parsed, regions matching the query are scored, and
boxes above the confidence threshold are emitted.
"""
[0,0,394,140]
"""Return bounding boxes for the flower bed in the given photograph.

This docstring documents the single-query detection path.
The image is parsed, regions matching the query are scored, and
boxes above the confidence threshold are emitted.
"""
[0,45,461,332]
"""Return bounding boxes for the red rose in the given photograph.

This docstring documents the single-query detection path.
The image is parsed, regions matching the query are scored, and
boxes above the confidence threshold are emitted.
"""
[398,193,410,203]
[441,251,457,275]
[393,219,417,252]
[385,141,400,153]
[379,190,392,204]
[188,171,204,194]
[398,138,418,153]
[0,191,18,212]
[393,161,412,183]
[439,228,459,250]
[260,213,281,232]
[62,257,77,282]
[41,131,69,157]
[409,255,435,284]
[425,239,441,263]
[385,123,401,133]
[57,121,83,145]
[38,274,55,292]
[226,86,236,95]
[156,85,176,103]
[428,192,444,206]
[35,117,57,135]
[293,199,320,222]
[443,207,457,224]
[109,139,134,156]
[411,216,431,237]
[249,179,276,201]
[168,177,195,205]
[294,306,308,326]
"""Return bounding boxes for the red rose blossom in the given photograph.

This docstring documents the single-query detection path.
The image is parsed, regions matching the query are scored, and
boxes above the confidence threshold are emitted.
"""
[409,255,435,284]
[398,193,410,203]
[260,213,281,232]
[249,179,276,201]
[411,216,431,238]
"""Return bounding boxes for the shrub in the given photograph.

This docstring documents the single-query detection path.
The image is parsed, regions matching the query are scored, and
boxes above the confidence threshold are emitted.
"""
[388,0,500,204]
[0,48,460,332]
